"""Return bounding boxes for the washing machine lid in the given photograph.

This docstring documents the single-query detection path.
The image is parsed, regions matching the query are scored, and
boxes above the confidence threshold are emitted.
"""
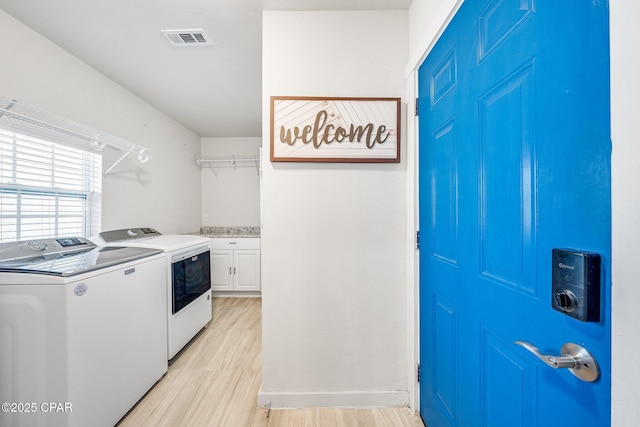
[95,228,209,252]
[97,227,162,243]
[0,237,162,277]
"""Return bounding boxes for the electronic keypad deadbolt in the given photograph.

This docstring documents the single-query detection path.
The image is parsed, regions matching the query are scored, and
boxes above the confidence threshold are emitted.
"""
[551,249,601,322]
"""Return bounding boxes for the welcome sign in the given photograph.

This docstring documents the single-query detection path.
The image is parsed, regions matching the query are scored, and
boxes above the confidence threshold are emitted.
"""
[270,96,401,163]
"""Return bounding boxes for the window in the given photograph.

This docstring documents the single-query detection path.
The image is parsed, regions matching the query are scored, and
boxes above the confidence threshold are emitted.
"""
[0,128,101,243]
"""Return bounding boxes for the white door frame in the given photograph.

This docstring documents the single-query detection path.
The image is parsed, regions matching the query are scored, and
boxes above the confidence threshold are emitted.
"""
[404,0,465,413]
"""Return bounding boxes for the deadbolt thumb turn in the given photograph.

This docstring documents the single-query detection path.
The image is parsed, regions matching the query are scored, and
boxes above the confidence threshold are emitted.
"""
[514,341,599,382]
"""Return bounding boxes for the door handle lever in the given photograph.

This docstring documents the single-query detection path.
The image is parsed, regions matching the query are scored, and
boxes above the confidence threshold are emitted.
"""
[514,341,577,368]
[514,341,600,382]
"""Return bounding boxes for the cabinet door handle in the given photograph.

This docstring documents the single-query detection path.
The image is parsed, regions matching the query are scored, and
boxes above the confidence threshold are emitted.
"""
[229,267,232,274]
[233,267,236,274]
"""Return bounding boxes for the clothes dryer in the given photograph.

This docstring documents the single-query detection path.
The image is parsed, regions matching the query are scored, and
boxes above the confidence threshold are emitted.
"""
[93,228,212,359]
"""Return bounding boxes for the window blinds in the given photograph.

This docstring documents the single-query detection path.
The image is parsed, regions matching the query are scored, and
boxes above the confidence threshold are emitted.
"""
[0,128,101,243]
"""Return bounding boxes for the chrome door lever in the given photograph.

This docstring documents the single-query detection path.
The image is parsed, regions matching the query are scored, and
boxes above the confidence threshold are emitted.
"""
[514,341,600,382]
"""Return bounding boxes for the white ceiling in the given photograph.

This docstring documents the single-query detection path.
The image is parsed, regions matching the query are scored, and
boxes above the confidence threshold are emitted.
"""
[0,0,412,137]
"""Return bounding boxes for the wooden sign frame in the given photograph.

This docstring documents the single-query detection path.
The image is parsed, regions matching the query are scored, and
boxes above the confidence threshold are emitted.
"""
[270,96,401,163]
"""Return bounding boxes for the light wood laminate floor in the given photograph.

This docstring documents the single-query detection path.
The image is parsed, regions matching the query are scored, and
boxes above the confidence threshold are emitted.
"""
[118,297,424,427]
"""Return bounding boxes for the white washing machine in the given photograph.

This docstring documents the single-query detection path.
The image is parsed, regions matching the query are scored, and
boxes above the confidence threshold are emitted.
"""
[0,237,167,427]
[92,228,212,360]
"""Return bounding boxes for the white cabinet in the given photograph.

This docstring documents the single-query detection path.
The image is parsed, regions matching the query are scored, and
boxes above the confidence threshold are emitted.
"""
[210,238,260,293]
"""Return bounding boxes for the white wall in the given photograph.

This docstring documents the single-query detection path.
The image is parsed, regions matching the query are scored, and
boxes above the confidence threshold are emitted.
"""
[200,137,261,227]
[260,10,410,407]
[610,1,640,425]
[0,10,202,235]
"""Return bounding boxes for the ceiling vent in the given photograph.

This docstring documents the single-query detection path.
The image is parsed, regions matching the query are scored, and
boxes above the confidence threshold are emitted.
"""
[161,29,212,46]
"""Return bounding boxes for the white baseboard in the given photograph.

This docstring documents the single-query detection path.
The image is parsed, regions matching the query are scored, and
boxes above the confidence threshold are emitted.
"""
[212,291,261,298]
[257,386,409,409]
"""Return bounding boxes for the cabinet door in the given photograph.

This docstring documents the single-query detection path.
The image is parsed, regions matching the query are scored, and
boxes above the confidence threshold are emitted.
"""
[234,249,261,291]
[210,250,233,291]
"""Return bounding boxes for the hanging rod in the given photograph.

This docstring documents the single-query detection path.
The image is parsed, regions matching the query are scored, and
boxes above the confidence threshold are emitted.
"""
[196,156,258,165]
[196,155,260,176]
[0,97,151,177]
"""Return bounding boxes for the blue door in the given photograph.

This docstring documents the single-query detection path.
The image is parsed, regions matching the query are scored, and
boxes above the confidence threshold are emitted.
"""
[418,1,611,426]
